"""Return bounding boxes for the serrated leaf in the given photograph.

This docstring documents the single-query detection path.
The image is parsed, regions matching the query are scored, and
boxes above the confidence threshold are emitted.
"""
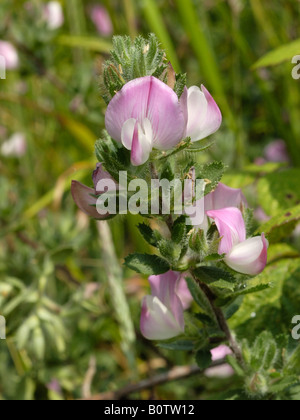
[194,266,235,284]
[172,215,188,244]
[195,162,226,196]
[211,280,235,292]
[137,223,161,248]
[231,283,271,298]
[124,253,170,275]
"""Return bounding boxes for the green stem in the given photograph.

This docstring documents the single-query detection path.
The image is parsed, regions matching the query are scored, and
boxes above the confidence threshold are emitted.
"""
[195,277,244,367]
[98,221,137,374]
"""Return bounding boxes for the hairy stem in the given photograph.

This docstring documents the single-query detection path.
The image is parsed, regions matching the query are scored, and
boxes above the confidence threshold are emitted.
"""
[196,278,244,367]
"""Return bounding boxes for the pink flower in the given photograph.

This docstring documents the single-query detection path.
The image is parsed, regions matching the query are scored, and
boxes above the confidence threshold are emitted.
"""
[1,133,26,157]
[71,163,117,219]
[211,344,232,361]
[0,41,19,70]
[90,5,113,37]
[205,345,234,378]
[105,77,222,166]
[207,208,269,275]
[140,271,192,340]
[44,1,64,30]
[183,85,222,142]
[194,182,247,231]
[205,183,247,213]
[176,275,193,310]
[105,76,188,166]
[264,140,289,163]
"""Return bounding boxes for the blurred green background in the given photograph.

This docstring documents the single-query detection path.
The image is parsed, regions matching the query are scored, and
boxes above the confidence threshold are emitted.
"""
[0,0,300,400]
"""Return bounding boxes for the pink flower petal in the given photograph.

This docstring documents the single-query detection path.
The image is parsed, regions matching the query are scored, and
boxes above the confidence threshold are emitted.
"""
[176,276,193,310]
[211,345,232,361]
[207,208,246,255]
[71,180,102,219]
[205,183,247,213]
[90,5,113,36]
[186,85,222,142]
[105,76,187,153]
[92,163,117,194]
[0,41,19,70]
[225,234,269,275]
[140,296,184,340]
[148,272,184,330]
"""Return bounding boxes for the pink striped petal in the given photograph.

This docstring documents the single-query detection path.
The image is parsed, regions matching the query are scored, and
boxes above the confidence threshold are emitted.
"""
[225,234,269,275]
[186,85,222,142]
[207,208,246,255]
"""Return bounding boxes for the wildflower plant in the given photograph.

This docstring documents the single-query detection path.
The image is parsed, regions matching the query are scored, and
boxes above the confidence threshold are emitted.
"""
[71,34,300,399]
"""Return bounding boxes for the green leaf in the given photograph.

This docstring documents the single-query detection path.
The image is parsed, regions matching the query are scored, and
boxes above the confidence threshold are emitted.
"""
[267,244,300,264]
[257,169,300,216]
[204,254,226,262]
[195,162,226,196]
[252,38,300,69]
[137,223,162,248]
[172,215,188,244]
[157,339,195,351]
[226,355,245,377]
[186,277,218,324]
[124,253,170,275]
[269,376,299,394]
[157,138,192,160]
[211,280,235,293]
[158,239,182,264]
[187,137,216,153]
[231,283,272,298]
[194,266,235,284]
[174,73,187,98]
[256,204,300,243]
[250,332,278,372]
[195,349,212,370]
[57,35,112,52]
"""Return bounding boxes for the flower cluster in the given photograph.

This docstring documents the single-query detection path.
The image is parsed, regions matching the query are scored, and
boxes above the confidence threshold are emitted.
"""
[105,76,222,166]
[71,35,269,348]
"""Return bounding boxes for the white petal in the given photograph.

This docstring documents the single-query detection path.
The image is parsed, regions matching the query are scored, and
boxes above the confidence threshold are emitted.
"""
[225,236,269,275]
[121,118,136,150]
